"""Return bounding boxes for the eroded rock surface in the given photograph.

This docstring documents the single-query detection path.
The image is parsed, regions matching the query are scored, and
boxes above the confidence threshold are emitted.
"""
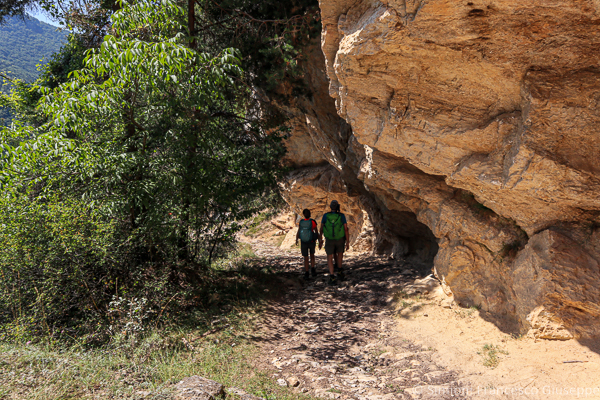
[279,0,600,338]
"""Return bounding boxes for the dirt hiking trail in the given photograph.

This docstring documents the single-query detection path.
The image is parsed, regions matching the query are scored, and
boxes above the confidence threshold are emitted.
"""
[242,236,600,400]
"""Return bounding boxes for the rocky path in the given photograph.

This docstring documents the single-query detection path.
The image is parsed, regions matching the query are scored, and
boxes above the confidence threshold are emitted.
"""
[245,239,469,400]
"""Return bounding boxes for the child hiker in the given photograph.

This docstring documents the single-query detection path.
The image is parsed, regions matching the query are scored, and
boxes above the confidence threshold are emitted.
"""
[296,209,322,279]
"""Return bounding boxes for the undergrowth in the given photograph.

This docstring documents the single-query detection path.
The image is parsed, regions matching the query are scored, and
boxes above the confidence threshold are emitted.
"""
[0,247,314,400]
[0,317,314,399]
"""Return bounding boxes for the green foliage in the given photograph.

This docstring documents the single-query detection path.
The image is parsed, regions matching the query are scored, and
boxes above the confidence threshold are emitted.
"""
[0,328,317,399]
[0,76,46,126]
[40,34,87,89]
[0,195,116,340]
[0,0,285,340]
[0,15,68,125]
[197,0,321,100]
[0,265,315,398]
[0,102,13,125]
[478,344,508,368]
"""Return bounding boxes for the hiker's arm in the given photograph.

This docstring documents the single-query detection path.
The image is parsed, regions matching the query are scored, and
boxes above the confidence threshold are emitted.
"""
[344,223,350,250]
[295,226,300,245]
[318,223,324,249]
[316,224,323,246]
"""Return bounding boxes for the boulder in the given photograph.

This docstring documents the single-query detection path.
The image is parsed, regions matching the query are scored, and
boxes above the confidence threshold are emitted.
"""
[175,376,224,400]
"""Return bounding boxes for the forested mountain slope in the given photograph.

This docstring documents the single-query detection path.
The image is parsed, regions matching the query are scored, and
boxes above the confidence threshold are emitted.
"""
[0,15,67,82]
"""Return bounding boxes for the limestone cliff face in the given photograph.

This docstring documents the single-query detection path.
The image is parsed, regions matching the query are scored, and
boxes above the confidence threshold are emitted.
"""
[280,41,439,266]
[280,0,600,339]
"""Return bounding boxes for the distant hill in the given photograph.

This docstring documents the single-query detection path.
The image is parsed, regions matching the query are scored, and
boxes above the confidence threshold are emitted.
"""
[0,15,67,82]
[0,15,67,124]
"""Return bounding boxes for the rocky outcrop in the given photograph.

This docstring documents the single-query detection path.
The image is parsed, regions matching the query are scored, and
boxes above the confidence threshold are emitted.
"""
[279,0,600,338]
[280,40,439,266]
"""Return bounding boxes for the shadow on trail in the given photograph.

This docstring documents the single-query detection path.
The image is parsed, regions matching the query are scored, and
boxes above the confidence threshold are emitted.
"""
[241,238,470,399]
[251,251,425,361]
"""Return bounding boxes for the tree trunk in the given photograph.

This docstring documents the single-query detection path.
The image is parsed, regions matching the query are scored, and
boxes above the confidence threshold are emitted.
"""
[188,0,196,49]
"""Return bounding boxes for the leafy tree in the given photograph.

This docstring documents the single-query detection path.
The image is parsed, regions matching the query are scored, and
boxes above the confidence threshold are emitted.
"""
[0,0,284,340]
[0,0,322,342]
[197,0,320,94]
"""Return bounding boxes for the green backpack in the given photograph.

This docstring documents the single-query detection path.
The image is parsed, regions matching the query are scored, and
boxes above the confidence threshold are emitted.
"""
[323,213,345,240]
[298,219,315,243]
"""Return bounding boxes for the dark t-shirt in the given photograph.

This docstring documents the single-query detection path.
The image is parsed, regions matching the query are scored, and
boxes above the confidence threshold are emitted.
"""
[321,212,347,239]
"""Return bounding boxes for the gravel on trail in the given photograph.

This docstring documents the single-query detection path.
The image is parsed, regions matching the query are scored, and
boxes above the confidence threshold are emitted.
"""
[245,239,470,400]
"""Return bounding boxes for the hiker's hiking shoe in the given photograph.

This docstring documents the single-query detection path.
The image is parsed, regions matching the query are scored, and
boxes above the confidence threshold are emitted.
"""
[304,271,310,280]
[328,275,337,286]
[337,268,345,281]
[311,267,317,277]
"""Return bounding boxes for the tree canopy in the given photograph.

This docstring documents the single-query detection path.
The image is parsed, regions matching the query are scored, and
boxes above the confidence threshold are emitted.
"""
[0,0,294,340]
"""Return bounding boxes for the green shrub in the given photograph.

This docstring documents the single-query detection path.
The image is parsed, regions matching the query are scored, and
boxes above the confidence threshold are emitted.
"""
[0,195,115,341]
[0,193,201,344]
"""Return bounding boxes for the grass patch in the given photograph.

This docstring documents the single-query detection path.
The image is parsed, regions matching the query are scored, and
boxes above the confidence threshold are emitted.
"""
[400,300,414,308]
[274,234,286,248]
[369,346,386,358]
[391,290,408,303]
[0,327,314,399]
[478,344,508,368]
[0,256,315,400]
[236,242,257,260]
[211,243,256,271]
[392,290,421,310]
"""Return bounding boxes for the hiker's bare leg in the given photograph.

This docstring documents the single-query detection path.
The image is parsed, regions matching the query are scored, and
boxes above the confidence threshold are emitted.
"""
[327,254,335,275]
[337,251,344,271]
[310,253,316,269]
[304,256,309,271]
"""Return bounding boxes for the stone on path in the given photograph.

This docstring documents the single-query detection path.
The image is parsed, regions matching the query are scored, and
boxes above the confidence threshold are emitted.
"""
[175,376,224,400]
[277,378,288,387]
[287,376,301,387]
[244,239,469,399]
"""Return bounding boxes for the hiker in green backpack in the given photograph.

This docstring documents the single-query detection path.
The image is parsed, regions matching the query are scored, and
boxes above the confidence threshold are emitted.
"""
[319,200,349,285]
[296,209,322,280]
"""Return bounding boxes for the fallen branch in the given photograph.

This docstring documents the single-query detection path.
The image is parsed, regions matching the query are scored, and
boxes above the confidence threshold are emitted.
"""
[271,221,291,231]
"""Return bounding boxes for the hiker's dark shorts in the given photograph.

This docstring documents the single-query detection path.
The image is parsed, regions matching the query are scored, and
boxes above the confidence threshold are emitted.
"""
[301,241,316,257]
[325,238,345,255]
